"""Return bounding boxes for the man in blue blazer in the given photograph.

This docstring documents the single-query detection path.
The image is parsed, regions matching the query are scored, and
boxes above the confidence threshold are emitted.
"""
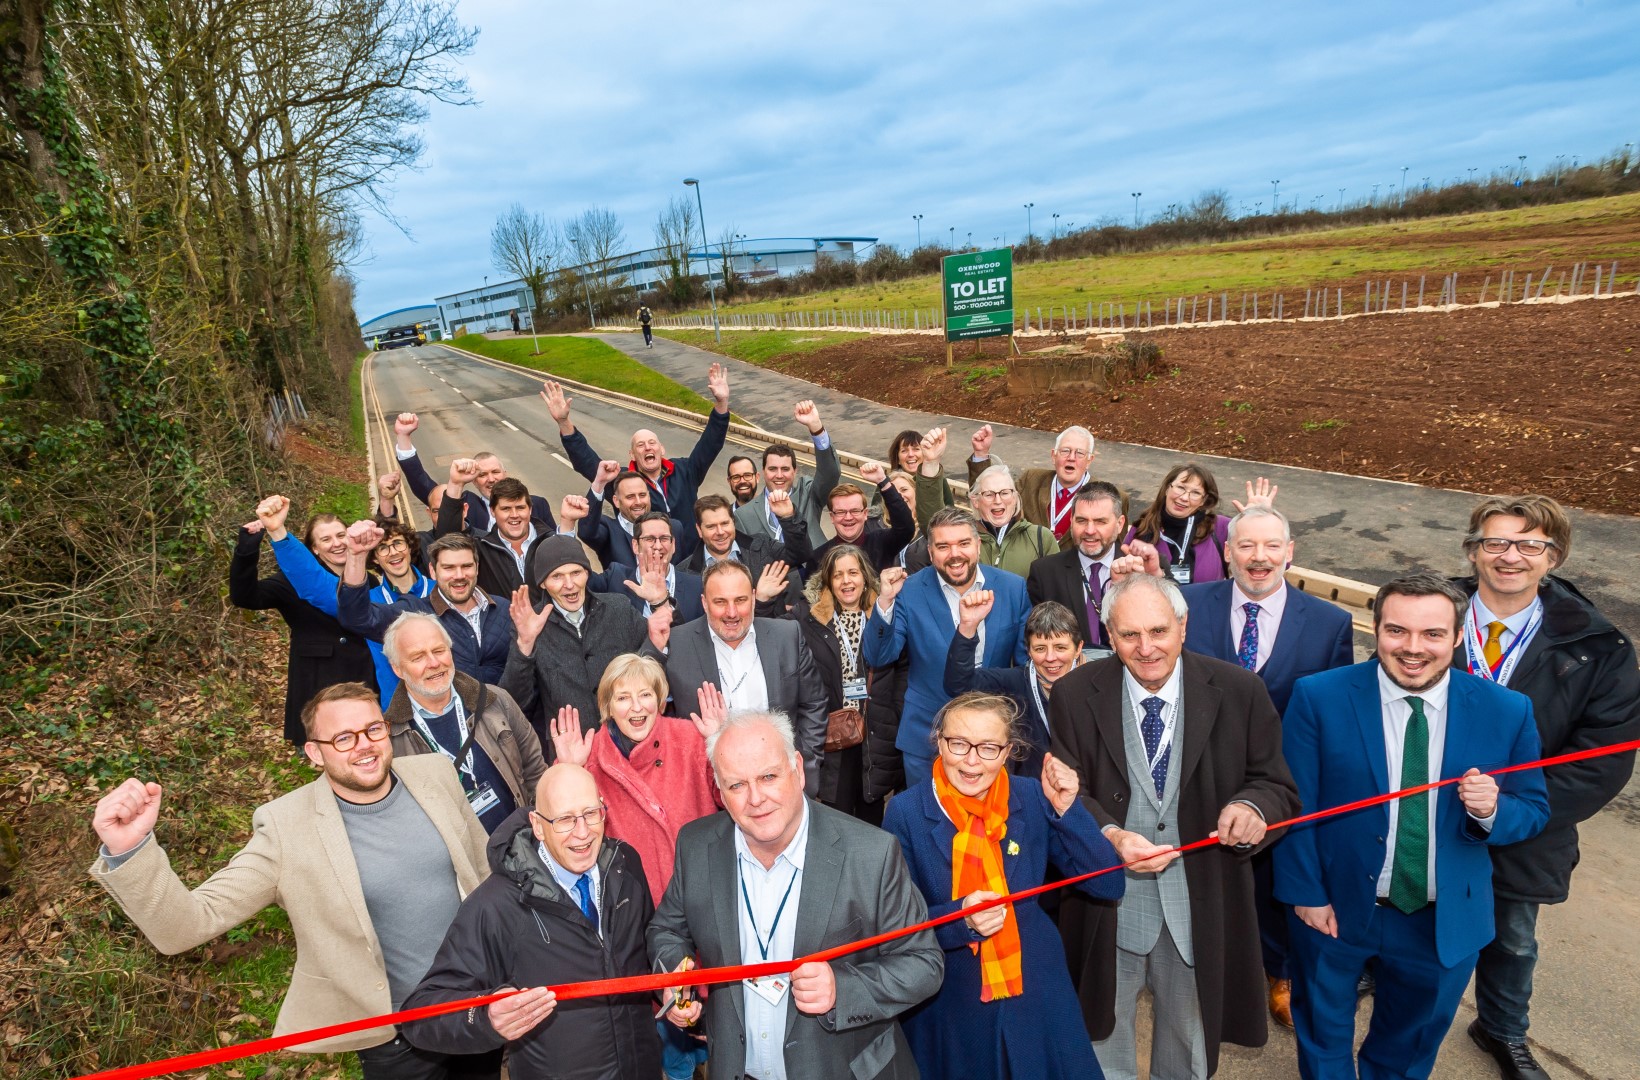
[1180,505,1355,1025]
[864,506,1030,786]
[1274,573,1549,1080]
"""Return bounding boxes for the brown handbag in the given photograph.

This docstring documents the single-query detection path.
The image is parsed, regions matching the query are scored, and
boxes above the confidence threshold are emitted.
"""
[824,665,872,752]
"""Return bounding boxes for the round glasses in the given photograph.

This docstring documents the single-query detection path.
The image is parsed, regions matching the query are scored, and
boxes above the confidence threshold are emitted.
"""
[311,720,390,751]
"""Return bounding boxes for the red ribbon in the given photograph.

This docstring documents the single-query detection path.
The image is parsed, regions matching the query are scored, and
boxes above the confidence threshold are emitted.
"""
[73,737,1640,1080]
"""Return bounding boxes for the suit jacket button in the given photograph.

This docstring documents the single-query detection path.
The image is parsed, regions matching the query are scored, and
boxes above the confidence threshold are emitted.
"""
[1114,793,1124,802]
[1157,823,1166,832]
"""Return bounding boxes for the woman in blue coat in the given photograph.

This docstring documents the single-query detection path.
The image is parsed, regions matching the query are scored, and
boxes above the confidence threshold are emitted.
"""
[883,690,1125,1079]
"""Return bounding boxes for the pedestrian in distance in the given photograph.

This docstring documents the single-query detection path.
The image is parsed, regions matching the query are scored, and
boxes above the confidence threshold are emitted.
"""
[637,303,655,347]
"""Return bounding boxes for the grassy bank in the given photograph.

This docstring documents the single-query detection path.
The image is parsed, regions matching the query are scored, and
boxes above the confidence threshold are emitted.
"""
[680,191,1640,316]
[452,334,717,415]
[654,328,869,363]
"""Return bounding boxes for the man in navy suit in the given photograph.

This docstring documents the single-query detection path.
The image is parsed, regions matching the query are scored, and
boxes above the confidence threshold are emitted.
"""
[863,506,1030,786]
[574,465,685,569]
[1274,573,1549,1080]
[1180,505,1355,1025]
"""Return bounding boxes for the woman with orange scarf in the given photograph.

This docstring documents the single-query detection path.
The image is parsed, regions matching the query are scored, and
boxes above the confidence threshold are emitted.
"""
[883,690,1126,1078]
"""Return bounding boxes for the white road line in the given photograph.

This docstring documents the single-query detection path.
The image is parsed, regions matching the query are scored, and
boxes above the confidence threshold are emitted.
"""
[501,420,518,431]
[437,376,446,382]
[471,401,485,409]
[551,453,572,468]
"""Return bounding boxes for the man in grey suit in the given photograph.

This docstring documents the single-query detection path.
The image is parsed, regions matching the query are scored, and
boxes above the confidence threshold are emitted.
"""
[648,709,943,1080]
[659,560,830,797]
[733,399,841,549]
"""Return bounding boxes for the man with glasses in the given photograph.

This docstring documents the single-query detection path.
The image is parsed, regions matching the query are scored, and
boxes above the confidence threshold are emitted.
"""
[726,455,761,507]
[581,508,706,624]
[808,465,913,574]
[90,683,495,1079]
[1453,495,1639,1080]
[402,763,661,1078]
[966,423,1123,548]
[968,463,1057,577]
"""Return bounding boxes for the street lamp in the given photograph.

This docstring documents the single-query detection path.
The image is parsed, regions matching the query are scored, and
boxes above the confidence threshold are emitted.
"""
[1130,192,1142,227]
[1270,179,1280,211]
[1024,202,1034,242]
[1337,187,1345,211]
[1468,167,1477,183]
[1518,155,1527,182]
[913,213,923,248]
[949,226,955,248]
[565,232,596,329]
[682,178,720,343]
[1051,212,1060,239]
[1400,165,1409,202]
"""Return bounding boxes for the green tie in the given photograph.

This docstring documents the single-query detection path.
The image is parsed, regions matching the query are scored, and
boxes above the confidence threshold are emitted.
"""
[1388,695,1430,914]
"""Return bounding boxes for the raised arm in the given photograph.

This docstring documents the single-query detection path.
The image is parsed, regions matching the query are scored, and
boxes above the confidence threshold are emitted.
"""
[542,381,601,481]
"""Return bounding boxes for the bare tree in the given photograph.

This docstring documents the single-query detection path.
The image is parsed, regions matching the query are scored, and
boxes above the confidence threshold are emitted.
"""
[651,195,697,302]
[491,203,561,322]
[574,207,625,293]
[716,223,742,296]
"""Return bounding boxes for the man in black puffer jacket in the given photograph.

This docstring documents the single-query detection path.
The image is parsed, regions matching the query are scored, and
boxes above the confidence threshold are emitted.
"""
[1451,494,1640,1080]
[400,764,662,1079]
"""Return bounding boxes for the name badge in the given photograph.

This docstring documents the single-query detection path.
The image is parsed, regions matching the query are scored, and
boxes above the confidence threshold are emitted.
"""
[842,678,868,702]
[744,975,789,1006]
[1167,563,1193,585]
[1081,647,1114,663]
[467,783,501,818]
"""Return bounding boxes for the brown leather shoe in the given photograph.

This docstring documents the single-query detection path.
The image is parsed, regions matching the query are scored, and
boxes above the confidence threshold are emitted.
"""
[1267,975,1293,1028]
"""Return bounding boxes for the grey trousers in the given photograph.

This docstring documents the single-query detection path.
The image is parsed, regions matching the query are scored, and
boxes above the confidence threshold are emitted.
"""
[1093,922,1210,1080]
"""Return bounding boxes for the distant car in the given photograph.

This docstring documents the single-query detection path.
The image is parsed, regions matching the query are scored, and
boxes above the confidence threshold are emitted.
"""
[377,323,427,349]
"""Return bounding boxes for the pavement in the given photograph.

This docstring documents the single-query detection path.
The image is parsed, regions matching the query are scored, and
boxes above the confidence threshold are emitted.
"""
[376,337,1640,1079]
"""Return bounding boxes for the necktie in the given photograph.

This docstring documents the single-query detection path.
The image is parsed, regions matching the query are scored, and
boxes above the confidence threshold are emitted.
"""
[575,872,600,934]
[1085,563,1106,646]
[1140,696,1169,799]
[1388,696,1430,914]
[1237,603,1262,670]
[1483,621,1506,670]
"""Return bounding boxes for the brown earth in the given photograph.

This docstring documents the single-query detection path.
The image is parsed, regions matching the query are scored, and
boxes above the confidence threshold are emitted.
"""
[754,297,1640,515]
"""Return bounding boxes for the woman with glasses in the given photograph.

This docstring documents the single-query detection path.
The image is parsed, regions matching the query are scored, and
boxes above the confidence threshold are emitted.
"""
[969,464,1057,578]
[883,691,1125,1079]
[546,652,722,1079]
[873,428,955,517]
[232,496,381,745]
[1126,463,1232,586]
[797,544,908,825]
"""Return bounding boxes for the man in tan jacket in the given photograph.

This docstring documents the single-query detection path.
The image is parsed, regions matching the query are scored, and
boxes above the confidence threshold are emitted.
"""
[90,682,501,1079]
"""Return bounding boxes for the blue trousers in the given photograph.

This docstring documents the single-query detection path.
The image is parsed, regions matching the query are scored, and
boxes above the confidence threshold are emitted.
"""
[1473,897,1541,1043]
[1287,905,1475,1080]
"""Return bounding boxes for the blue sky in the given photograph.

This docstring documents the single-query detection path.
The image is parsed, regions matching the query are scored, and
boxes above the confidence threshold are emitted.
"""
[350,0,1640,323]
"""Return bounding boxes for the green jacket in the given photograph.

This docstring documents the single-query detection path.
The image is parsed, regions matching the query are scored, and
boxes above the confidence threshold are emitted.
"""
[980,517,1058,578]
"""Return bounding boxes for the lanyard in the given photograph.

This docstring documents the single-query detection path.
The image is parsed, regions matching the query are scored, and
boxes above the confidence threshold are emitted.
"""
[1049,478,1082,531]
[833,615,863,679]
[739,859,800,962]
[412,694,477,785]
[1464,596,1543,686]
[1137,695,1178,770]
[1161,515,1195,563]
[1027,671,1056,737]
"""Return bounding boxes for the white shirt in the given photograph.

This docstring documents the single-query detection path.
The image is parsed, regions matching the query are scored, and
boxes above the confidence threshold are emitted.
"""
[938,567,988,661]
[538,842,603,940]
[501,523,538,580]
[445,588,491,646]
[1122,659,1183,765]
[704,541,742,566]
[640,565,678,618]
[736,799,810,1080]
[1230,581,1288,672]
[1374,666,1494,901]
[1471,595,1542,682]
[1078,548,1117,627]
[711,624,770,712]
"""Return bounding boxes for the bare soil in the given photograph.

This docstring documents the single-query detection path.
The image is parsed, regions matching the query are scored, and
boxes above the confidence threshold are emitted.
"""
[753,297,1640,515]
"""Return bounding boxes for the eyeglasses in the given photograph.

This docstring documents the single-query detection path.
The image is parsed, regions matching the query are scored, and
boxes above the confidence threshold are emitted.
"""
[531,805,608,834]
[1166,484,1205,502]
[1053,447,1090,460]
[376,538,409,555]
[638,535,674,547]
[1477,537,1557,556]
[830,507,866,518]
[973,488,1016,501]
[310,720,390,751]
[939,735,1008,761]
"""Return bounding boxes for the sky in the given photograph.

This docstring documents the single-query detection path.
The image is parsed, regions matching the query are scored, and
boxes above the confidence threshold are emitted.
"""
[350,0,1640,323]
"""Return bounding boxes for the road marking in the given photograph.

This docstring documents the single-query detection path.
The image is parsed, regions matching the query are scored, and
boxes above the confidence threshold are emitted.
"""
[453,387,463,394]
[437,376,446,382]
[471,401,485,409]
[551,453,572,468]
[501,420,518,431]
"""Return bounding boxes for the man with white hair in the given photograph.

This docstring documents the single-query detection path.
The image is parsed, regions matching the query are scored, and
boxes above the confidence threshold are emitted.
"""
[382,611,546,834]
[1049,574,1298,1080]
[648,709,943,1080]
[966,422,1123,548]
[1178,505,1355,1028]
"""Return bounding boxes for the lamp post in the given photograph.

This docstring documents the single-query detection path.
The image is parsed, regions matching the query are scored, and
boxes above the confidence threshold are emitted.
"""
[682,178,720,343]
[1337,187,1345,211]
[1051,212,1060,239]
[1024,202,1034,242]
[1400,165,1409,202]
[564,234,596,329]
[1468,167,1477,183]
[1130,192,1141,226]
[1270,179,1280,212]
[913,214,923,248]
[949,226,954,249]
[1518,155,1527,182]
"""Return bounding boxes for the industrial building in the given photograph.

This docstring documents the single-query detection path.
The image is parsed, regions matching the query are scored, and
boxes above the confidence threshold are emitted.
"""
[430,235,875,336]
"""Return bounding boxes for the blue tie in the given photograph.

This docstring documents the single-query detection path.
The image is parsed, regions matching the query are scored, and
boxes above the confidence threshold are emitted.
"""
[1140,696,1169,799]
[1237,603,1261,671]
[575,873,599,934]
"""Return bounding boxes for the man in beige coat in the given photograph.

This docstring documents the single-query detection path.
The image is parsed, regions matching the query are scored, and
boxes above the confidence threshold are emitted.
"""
[90,682,501,1079]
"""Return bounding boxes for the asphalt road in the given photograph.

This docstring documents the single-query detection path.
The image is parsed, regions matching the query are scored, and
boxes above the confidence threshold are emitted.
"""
[369,339,1640,1079]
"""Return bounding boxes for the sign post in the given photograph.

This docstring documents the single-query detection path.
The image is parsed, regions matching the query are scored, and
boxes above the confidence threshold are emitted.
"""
[942,247,1015,366]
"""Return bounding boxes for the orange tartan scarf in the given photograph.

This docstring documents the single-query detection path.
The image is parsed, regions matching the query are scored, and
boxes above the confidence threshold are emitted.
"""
[932,763,1023,1001]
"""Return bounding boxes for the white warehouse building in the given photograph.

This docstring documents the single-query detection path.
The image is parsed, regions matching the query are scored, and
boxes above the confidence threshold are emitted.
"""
[433,235,874,336]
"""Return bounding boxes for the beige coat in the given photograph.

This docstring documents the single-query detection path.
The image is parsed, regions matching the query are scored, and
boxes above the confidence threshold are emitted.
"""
[90,754,489,1052]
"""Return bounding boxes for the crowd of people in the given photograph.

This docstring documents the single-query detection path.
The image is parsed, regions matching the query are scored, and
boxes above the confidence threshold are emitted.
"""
[94,359,1639,1080]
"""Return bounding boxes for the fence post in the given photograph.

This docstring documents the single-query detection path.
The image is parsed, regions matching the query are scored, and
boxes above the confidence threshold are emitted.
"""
[1222,291,1229,322]
[1253,294,1259,320]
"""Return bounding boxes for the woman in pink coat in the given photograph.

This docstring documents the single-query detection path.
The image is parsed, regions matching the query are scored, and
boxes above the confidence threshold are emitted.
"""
[548,653,724,904]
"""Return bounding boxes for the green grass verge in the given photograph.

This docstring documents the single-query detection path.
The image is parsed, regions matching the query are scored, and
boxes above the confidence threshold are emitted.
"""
[680,191,1640,316]
[654,328,869,363]
[309,475,370,523]
[348,350,368,453]
[452,334,716,416]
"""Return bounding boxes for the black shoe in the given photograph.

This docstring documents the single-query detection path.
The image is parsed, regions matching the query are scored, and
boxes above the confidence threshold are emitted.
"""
[1468,1020,1550,1080]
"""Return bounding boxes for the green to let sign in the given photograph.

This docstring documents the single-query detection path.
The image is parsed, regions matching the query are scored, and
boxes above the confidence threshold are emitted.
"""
[942,247,1014,342]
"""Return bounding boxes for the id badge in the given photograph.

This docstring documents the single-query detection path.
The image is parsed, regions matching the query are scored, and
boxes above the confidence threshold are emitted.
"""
[467,783,501,817]
[744,975,789,1006]
[1168,563,1193,585]
[842,678,868,703]
[1081,647,1114,663]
